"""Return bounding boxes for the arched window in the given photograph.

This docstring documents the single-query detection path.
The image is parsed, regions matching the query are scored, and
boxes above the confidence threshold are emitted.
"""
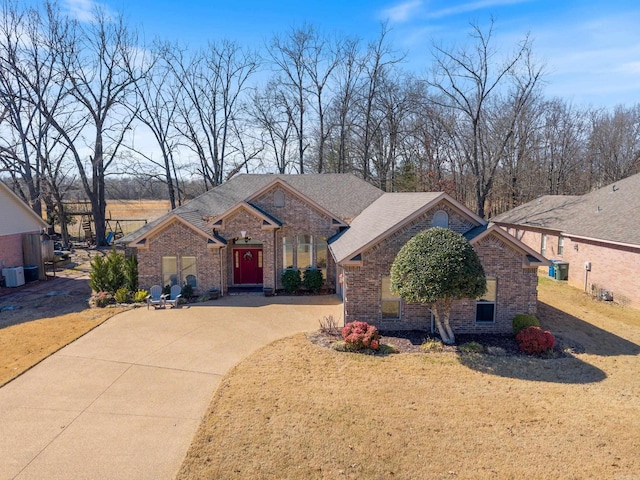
[432,210,449,228]
[274,190,285,207]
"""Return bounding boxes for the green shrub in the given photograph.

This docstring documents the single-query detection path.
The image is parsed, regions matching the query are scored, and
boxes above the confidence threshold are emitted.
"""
[114,287,129,304]
[89,255,109,293]
[181,284,194,300]
[162,284,171,295]
[281,269,301,293]
[104,249,125,293]
[303,268,324,292]
[459,341,484,354]
[133,289,148,303]
[124,254,138,292]
[512,314,540,336]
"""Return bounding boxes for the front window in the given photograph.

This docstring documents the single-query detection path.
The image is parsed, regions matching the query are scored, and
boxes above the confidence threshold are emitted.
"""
[315,236,328,278]
[283,237,293,268]
[181,256,197,288]
[381,276,401,319]
[162,256,178,287]
[297,234,312,269]
[476,277,497,323]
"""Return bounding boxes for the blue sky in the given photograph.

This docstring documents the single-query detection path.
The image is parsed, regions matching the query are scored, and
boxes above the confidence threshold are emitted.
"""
[64,0,640,107]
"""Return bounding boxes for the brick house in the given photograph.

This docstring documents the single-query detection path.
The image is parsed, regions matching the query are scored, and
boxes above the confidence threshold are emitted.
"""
[0,181,48,275]
[491,173,640,309]
[122,174,547,334]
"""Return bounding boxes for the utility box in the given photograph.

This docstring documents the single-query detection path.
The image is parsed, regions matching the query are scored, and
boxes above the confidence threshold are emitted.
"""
[554,262,569,281]
[23,265,39,283]
[2,266,25,287]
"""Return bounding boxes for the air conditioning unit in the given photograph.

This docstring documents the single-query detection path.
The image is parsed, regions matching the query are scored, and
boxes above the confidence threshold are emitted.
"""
[2,266,25,287]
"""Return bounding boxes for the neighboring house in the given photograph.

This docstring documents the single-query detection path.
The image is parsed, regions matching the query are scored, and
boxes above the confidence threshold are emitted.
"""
[492,173,640,309]
[0,181,48,271]
[122,174,547,334]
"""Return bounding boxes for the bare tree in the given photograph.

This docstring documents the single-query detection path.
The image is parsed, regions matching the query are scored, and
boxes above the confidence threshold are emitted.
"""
[429,20,544,218]
[247,80,296,173]
[132,41,182,209]
[169,40,260,188]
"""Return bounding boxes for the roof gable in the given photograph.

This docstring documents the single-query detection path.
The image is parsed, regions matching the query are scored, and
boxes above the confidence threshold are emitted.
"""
[468,225,549,268]
[330,192,485,264]
[205,202,282,230]
[0,182,48,235]
[492,172,640,247]
[246,178,348,227]
[125,213,226,249]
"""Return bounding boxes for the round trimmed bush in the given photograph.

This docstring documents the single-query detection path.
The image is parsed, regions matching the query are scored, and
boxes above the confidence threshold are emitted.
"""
[281,268,302,293]
[303,268,324,292]
[516,326,555,355]
[512,314,540,336]
[341,321,381,351]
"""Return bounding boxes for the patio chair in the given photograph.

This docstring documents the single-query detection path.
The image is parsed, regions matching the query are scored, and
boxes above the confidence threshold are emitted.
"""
[164,284,183,308]
[147,285,165,309]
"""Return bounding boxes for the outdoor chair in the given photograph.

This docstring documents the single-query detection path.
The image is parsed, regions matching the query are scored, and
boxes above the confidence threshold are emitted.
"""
[147,285,165,309]
[164,284,183,308]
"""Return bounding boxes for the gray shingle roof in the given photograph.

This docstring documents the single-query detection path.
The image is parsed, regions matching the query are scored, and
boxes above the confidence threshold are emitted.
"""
[492,173,640,246]
[120,174,383,243]
[329,192,443,263]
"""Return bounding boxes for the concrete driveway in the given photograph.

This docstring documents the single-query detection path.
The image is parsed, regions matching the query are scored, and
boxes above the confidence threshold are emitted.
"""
[0,295,342,480]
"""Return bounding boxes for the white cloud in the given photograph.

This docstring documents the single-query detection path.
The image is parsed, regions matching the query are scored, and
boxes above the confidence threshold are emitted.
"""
[424,0,530,19]
[382,0,423,23]
[63,0,112,22]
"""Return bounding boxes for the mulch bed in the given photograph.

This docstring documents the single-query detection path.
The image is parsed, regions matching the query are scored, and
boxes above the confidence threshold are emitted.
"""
[308,329,582,357]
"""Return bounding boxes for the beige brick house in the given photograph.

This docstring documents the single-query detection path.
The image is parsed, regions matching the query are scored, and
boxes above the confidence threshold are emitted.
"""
[492,172,640,309]
[122,174,547,334]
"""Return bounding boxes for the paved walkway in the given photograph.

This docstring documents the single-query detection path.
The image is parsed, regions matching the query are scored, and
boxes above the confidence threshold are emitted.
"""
[0,295,343,480]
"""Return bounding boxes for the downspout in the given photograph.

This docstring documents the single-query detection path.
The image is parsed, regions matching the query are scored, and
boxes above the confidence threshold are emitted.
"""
[273,229,278,290]
[219,246,224,297]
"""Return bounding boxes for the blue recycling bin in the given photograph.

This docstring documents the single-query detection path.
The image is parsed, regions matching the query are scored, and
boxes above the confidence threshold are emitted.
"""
[548,260,559,278]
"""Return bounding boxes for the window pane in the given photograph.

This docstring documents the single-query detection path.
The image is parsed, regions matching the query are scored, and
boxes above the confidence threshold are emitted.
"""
[381,276,400,300]
[181,256,197,288]
[162,256,177,287]
[476,303,495,322]
[382,300,400,319]
[476,277,496,323]
[315,236,327,278]
[432,210,449,228]
[558,236,564,255]
[283,237,293,268]
[382,276,400,319]
[478,278,496,302]
[297,234,312,269]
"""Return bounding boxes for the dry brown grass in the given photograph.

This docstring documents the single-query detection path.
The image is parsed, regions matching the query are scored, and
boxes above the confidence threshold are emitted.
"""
[0,307,126,387]
[177,278,640,480]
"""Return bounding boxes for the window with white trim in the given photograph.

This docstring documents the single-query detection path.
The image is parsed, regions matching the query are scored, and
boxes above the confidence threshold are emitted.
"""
[541,234,547,257]
[283,237,294,268]
[476,277,497,323]
[315,236,328,278]
[297,234,312,269]
[162,255,197,288]
[274,190,285,207]
[558,236,564,256]
[381,276,401,319]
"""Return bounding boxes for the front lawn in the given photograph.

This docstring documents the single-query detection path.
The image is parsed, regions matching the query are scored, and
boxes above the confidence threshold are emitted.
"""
[177,278,640,479]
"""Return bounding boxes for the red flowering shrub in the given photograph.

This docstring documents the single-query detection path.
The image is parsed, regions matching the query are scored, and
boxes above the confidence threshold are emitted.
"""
[341,321,381,351]
[516,326,556,355]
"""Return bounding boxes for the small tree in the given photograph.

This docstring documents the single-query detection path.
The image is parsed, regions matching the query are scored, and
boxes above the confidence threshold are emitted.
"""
[390,227,486,344]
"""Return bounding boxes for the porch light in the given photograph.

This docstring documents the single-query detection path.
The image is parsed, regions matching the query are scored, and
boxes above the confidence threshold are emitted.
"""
[241,230,247,239]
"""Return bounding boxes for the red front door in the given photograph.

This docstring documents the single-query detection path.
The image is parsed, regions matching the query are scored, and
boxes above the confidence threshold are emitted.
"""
[233,248,263,285]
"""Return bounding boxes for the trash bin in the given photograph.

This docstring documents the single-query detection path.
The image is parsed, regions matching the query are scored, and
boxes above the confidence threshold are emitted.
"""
[554,262,569,281]
[23,265,38,282]
[548,260,559,278]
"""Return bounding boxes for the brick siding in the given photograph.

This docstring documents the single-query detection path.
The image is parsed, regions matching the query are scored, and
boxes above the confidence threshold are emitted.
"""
[0,233,29,268]
[137,221,222,294]
[499,224,640,309]
[343,206,539,334]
